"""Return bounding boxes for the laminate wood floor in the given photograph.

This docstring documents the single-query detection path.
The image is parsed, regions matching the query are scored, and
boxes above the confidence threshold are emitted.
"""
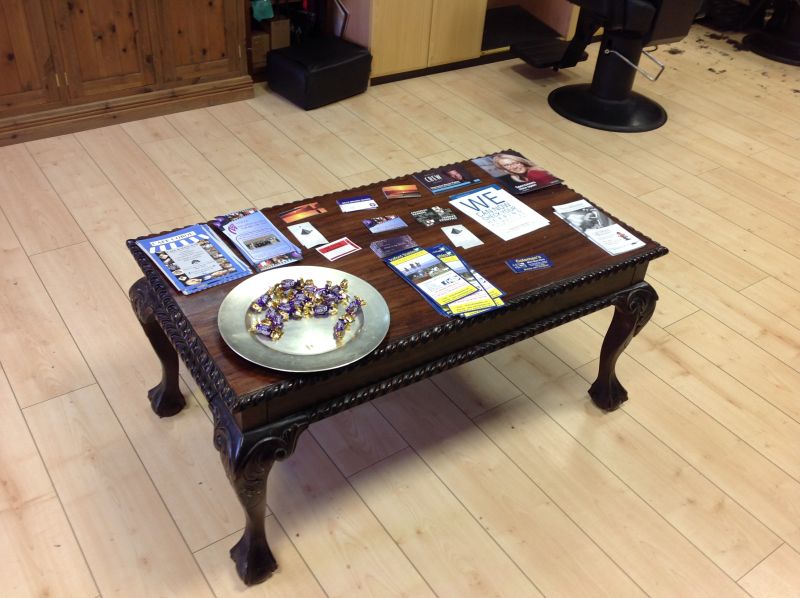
[2,26,800,597]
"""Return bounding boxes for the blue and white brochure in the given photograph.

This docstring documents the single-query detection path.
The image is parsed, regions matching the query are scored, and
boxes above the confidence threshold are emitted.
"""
[449,184,550,241]
[136,224,251,294]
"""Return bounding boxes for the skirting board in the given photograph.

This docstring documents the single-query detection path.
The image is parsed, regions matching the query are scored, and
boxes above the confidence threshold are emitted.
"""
[0,75,254,146]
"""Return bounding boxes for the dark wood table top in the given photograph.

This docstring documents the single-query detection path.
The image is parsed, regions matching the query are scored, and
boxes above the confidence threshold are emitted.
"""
[129,153,666,428]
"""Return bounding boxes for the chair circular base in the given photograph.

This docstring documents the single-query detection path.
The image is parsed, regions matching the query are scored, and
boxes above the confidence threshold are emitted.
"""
[743,32,800,66]
[548,84,667,133]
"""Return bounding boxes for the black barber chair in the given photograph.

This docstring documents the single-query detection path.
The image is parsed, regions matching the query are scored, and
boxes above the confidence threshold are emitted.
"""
[548,0,703,132]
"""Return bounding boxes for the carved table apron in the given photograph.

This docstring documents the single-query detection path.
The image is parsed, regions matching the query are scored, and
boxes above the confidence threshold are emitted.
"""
[127,158,667,585]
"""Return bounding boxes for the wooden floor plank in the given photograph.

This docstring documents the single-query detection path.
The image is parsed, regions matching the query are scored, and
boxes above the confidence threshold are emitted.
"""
[165,109,295,203]
[195,516,326,598]
[741,277,800,331]
[0,210,94,407]
[529,370,781,579]
[26,134,152,289]
[477,393,747,597]
[351,447,545,598]
[310,103,426,178]
[739,544,800,597]
[0,144,85,255]
[139,137,251,219]
[667,311,800,424]
[30,243,246,552]
[309,402,408,477]
[267,434,435,597]
[121,116,182,145]
[340,93,456,158]
[0,369,97,598]
[76,126,196,226]
[227,119,344,198]
[431,358,522,418]
[648,255,800,371]
[575,356,800,552]
[374,381,645,597]
[24,385,213,597]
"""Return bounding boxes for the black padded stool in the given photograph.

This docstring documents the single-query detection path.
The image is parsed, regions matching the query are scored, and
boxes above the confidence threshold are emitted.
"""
[266,37,372,110]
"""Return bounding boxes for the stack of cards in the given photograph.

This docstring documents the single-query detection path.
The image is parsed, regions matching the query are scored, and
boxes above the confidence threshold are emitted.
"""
[370,234,417,258]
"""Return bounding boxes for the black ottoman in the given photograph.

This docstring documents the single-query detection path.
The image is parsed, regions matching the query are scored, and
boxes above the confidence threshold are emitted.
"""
[266,37,372,110]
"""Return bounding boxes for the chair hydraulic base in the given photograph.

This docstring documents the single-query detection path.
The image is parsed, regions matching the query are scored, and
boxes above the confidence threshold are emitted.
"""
[743,32,800,67]
[548,83,667,133]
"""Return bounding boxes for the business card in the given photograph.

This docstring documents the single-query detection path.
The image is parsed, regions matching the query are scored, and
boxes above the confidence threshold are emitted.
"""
[317,237,362,261]
[506,254,553,273]
[441,224,483,248]
[287,222,328,248]
[336,194,379,213]
[363,215,408,234]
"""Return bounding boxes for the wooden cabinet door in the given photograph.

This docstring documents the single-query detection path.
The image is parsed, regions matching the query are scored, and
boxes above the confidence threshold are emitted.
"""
[151,0,245,85]
[49,0,156,102]
[370,0,434,77]
[428,0,487,67]
[0,0,63,117]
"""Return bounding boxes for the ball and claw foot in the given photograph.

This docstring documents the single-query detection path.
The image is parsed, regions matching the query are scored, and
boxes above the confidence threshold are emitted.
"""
[230,532,278,585]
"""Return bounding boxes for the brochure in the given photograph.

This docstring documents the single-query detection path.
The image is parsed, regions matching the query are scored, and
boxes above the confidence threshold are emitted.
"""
[428,244,502,315]
[553,199,645,255]
[212,209,303,271]
[414,165,479,194]
[472,150,561,195]
[135,224,251,294]
[449,184,550,241]
[385,247,478,315]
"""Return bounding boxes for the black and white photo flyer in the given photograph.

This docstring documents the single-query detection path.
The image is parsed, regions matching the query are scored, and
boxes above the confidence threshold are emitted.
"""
[554,199,645,255]
[449,184,550,241]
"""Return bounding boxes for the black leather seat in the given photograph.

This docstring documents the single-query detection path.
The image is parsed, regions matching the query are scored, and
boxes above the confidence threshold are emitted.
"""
[548,0,702,132]
[266,36,372,110]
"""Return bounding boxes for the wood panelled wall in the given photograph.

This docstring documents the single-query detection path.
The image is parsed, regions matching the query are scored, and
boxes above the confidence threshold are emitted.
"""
[0,0,252,145]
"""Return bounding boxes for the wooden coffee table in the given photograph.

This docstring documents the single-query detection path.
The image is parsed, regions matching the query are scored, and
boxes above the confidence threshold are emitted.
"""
[127,155,667,585]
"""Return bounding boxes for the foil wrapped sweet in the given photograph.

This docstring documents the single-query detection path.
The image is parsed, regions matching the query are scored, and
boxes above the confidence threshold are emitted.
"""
[249,278,364,342]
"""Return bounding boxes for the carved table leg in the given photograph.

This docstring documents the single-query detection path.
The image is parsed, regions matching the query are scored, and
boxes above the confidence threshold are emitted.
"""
[589,282,658,411]
[129,278,186,417]
[215,409,308,585]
